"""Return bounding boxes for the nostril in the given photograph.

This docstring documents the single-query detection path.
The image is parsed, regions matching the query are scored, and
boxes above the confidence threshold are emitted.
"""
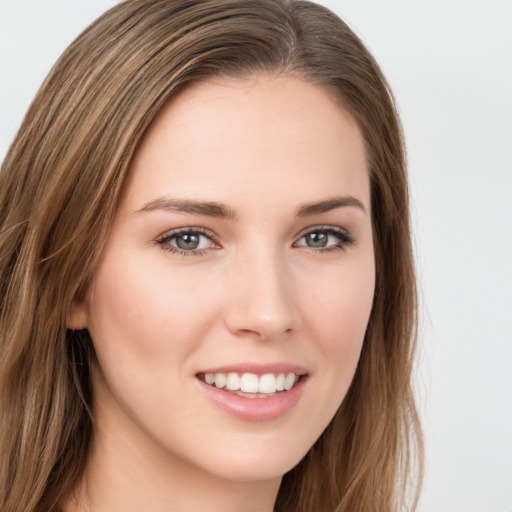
[235,326,294,342]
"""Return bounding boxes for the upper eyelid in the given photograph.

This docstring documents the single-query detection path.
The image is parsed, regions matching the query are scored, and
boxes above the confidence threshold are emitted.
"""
[156,224,355,246]
[157,226,217,240]
[156,224,352,237]
[295,224,352,238]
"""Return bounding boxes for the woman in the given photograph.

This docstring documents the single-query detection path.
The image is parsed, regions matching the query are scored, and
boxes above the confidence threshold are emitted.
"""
[0,1,423,511]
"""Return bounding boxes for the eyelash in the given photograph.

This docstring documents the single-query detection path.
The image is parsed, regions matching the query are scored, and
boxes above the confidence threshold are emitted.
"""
[293,226,357,253]
[156,227,219,256]
[156,225,356,257]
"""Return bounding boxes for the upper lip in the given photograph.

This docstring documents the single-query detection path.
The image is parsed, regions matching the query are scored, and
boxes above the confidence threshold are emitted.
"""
[197,362,309,376]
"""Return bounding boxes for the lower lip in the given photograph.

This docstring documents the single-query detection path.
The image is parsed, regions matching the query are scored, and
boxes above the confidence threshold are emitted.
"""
[197,376,307,421]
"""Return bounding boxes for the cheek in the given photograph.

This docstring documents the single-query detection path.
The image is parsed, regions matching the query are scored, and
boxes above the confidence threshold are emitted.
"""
[303,260,375,347]
[85,253,221,369]
[300,259,375,394]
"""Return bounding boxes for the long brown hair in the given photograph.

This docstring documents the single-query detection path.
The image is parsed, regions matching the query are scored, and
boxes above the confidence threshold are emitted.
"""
[0,1,423,510]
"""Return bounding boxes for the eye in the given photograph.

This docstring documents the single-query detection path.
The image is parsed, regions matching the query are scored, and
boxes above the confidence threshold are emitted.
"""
[156,228,219,255]
[294,226,356,252]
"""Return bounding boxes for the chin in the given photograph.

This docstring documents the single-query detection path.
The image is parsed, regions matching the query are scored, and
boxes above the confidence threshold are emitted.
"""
[189,433,314,484]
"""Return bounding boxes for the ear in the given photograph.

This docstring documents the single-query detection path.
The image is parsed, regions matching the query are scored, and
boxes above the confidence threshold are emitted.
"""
[66,298,89,330]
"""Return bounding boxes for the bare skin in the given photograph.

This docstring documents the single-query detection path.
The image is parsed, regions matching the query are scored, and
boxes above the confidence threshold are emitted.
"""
[65,74,375,512]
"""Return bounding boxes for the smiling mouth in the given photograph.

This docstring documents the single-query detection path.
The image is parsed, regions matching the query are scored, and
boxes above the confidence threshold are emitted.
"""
[197,372,302,398]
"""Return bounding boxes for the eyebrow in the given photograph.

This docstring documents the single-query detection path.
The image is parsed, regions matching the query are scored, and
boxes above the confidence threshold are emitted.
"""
[136,197,237,219]
[296,196,367,216]
[136,195,366,219]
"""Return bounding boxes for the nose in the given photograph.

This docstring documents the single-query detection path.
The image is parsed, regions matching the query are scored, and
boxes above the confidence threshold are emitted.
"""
[223,247,300,341]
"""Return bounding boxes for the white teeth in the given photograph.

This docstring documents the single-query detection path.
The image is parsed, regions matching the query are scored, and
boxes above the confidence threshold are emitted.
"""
[240,373,259,393]
[258,374,276,393]
[214,373,226,389]
[226,372,240,391]
[203,371,300,394]
[276,373,285,391]
[284,373,296,390]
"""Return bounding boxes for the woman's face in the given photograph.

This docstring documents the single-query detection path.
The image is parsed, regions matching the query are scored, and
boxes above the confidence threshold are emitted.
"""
[69,75,375,484]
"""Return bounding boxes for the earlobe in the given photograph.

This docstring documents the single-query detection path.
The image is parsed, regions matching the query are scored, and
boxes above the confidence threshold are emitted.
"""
[66,299,89,330]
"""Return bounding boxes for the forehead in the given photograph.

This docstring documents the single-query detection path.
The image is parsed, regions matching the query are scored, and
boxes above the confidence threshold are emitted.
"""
[122,74,370,214]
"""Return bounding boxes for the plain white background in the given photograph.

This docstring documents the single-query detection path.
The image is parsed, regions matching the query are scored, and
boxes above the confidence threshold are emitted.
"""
[0,1,511,511]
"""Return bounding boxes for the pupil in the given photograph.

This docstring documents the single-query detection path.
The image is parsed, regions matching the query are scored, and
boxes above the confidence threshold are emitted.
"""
[176,234,199,250]
[306,232,327,247]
